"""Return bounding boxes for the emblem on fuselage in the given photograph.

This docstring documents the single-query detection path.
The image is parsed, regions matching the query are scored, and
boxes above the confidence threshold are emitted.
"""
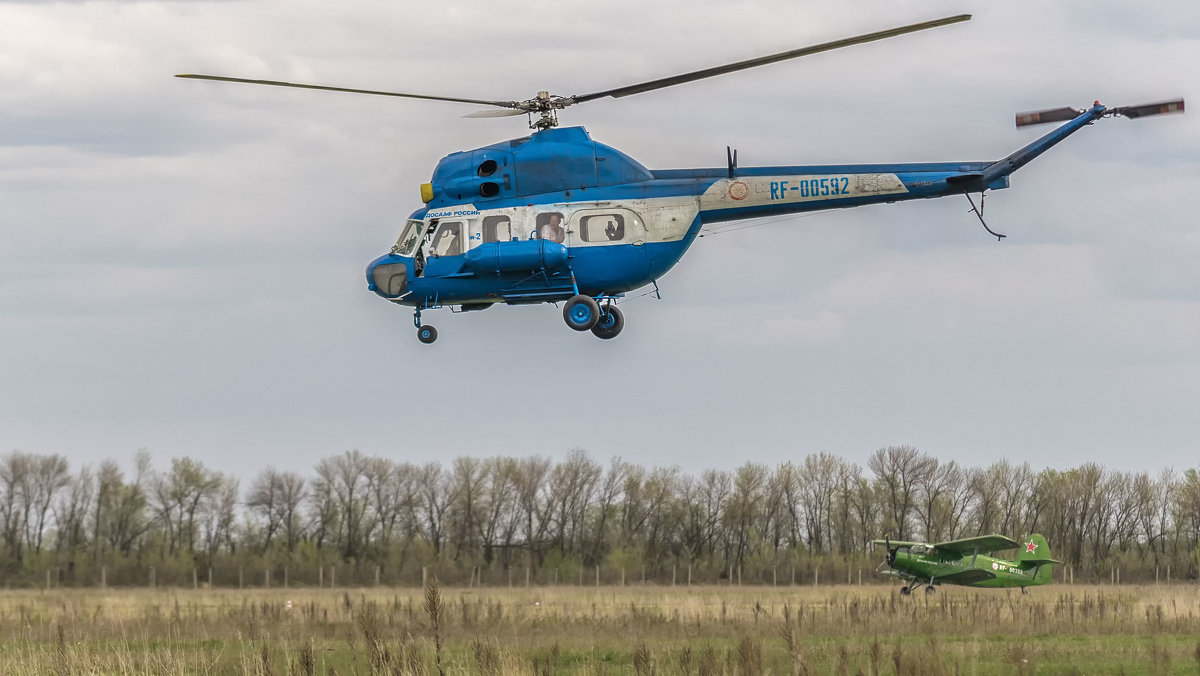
[727,181,750,200]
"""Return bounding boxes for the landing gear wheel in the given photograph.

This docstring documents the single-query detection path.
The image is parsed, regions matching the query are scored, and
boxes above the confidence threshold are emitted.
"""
[591,305,624,339]
[563,295,600,331]
[900,587,911,596]
[925,585,936,595]
[417,325,438,344]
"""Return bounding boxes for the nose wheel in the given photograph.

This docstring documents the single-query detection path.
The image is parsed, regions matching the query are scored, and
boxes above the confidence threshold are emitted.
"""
[413,308,437,344]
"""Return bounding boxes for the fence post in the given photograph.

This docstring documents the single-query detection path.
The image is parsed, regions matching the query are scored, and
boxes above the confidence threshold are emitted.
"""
[208,566,213,588]
[687,563,692,587]
[814,566,819,587]
[319,566,324,588]
[238,566,243,590]
[46,568,50,591]
[595,565,600,586]
[101,566,106,590]
[375,566,380,587]
[420,566,425,588]
[150,566,156,589]
[525,566,530,587]
[193,567,198,589]
[265,568,270,589]
[672,564,677,587]
[331,566,336,588]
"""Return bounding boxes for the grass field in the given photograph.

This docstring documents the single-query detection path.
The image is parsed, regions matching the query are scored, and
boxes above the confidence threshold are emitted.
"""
[2,582,1198,674]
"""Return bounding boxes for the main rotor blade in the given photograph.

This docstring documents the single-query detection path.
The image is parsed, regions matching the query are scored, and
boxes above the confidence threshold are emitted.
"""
[569,14,971,104]
[175,74,521,109]
[463,108,528,118]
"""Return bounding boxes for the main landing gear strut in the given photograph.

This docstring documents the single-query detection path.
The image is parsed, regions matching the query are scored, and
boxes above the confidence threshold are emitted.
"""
[899,578,936,596]
[562,294,624,339]
[412,295,626,343]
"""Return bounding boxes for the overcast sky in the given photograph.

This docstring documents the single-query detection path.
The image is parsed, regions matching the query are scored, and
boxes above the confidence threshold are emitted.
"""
[2,0,1197,478]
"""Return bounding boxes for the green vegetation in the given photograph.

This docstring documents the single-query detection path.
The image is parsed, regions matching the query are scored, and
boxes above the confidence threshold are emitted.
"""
[2,583,1199,674]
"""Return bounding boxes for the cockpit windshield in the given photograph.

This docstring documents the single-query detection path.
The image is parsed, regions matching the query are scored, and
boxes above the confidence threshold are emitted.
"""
[393,220,424,256]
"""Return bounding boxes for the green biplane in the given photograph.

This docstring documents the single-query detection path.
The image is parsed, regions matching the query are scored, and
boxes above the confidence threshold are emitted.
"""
[871,533,1060,595]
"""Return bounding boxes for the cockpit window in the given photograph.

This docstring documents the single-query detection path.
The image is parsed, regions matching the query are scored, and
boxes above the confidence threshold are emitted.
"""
[394,220,424,256]
[431,221,463,257]
[483,215,512,243]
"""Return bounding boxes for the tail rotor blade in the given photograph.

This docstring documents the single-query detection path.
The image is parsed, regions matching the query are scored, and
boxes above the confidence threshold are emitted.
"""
[1015,107,1082,128]
[1111,99,1185,119]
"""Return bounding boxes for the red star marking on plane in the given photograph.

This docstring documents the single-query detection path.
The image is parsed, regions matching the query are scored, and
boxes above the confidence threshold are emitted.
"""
[1025,540,1038,554]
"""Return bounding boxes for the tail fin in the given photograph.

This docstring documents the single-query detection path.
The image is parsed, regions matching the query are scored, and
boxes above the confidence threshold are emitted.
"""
[1017,534,1059,584]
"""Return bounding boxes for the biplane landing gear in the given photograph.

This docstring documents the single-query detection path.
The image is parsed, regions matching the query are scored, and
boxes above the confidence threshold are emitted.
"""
[925,585,936,595]
[899,586,912,596]
[1021,587,1029,595]
[563,294,600,331]
[591,304,624,339]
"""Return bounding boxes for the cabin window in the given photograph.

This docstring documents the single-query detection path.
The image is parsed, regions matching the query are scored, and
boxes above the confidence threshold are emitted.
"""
[910,545,928,555]
[535,212,565,243]
[393,220,424,256]
[483,215,512,243]
[431,221,463,257]
[580,214,626,242]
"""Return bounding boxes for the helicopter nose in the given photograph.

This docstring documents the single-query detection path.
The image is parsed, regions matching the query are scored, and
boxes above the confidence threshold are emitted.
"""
[367,254,408,298]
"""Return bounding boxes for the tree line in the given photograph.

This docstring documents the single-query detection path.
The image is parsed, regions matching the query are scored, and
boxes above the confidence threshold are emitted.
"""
[1,446,1197,587]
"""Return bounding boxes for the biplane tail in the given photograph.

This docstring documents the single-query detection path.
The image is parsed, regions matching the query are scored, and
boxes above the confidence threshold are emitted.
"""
[1016,533,1059,584]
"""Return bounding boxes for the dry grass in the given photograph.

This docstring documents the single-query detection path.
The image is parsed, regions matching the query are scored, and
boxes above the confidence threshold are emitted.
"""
[2,583,1199,673]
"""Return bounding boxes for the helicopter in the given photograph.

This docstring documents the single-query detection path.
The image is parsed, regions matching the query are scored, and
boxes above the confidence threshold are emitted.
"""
[177,14,1183,344]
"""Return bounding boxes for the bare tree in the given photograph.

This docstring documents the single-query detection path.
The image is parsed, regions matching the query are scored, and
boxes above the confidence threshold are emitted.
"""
[868,446,935,541]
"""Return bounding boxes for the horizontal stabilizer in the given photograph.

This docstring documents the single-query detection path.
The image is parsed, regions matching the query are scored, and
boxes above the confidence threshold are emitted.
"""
[1015,107,1081,128]
[1019,556,1062,567]
[1111,99,1185,120]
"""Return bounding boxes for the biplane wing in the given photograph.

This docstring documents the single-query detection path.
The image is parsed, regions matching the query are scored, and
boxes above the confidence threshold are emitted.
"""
[932,534,1020,555]
[869,539,921,549]
[934,568,997,585]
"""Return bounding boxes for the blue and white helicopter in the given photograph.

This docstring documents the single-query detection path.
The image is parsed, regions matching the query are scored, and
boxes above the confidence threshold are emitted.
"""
[178,15,1182,343]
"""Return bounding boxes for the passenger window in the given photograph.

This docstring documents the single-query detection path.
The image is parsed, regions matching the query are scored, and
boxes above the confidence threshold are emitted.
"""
[432,222,463,256]
[535,212,565,243]
[483,215,512,243]
[580,214,626,242]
